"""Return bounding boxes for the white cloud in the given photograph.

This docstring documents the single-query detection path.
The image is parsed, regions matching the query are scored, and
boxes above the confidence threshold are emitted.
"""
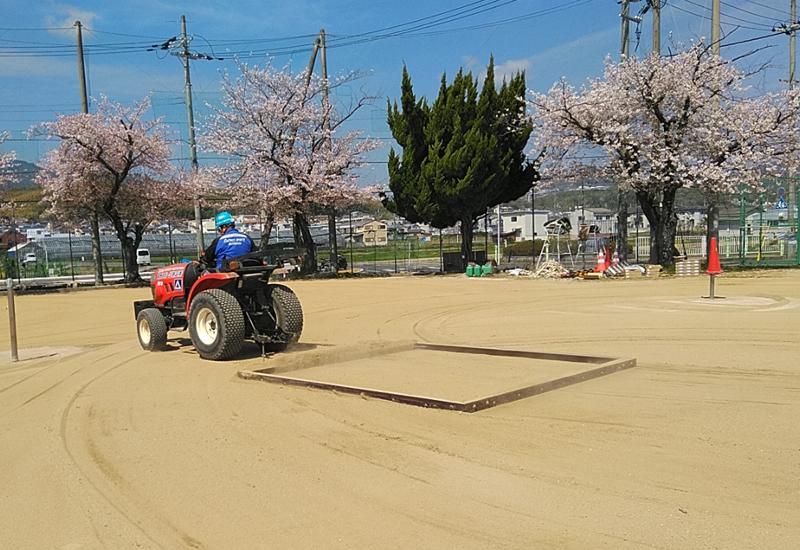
[461,55,481,70]
[495,59,533,82]
[0,55,74,78]
[44,5,101,30]
[503,27,619,89]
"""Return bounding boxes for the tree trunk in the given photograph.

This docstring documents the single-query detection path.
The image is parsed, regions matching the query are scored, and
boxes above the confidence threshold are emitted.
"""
[259,213,275,251]
[91,213,104,286]
[128,225,145,283]
[637,186,679,267]
[459,215,474,270]
[293,211,317,274]
[617,188,629,262]
[108,212,143,284]
[328,208,339,272]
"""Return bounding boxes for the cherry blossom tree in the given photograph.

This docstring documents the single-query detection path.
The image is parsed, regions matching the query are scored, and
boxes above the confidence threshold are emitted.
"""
[0,133,16,186]
[529,44,800,266]
[0,133,20,276]
[199,59,381,272]
[32,96,196,283]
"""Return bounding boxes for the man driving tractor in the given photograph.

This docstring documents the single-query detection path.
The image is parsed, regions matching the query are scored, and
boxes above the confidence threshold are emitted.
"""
[135,210,303,360]
[203,211,255,270]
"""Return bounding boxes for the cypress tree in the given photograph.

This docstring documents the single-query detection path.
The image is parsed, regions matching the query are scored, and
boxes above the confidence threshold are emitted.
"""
[384,59,539,264]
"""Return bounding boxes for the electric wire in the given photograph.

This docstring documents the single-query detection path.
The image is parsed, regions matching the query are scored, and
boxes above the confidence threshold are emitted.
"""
[669,1,774,32]
[740,0,794,19]
[0,0,593,59]
[210,0,598,58]
[681,0,775,30]
[721,1,791,25]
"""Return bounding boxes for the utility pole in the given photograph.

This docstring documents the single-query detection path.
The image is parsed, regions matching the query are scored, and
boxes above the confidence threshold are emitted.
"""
[618,1,642,261]
[792,0,797,91]
[774,0,799,90]
[530,187,536,269]
[175,15,205,256]
[706,0,722,262]
[76,21,89,114]
[496,204,501,264]
[319,29,339,271]
[620,0,643,59]
[652,0,661,55]
[774,1,799,225]
[304,36,321,88]
[712,0,720,56]
[320,29,329,115]
[179,15,199,175]
[303,30,339,272]
[75,21,104,286]
[791,0,798,227]
[150,17,221,256]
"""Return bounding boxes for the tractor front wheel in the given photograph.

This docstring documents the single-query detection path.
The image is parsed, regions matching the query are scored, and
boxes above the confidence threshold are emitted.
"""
[137,308,168,351]
[189,289,245,361]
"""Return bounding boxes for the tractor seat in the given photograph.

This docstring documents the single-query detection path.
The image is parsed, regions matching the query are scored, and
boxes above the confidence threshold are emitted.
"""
[183,261,202,299]
[221,251,267,272]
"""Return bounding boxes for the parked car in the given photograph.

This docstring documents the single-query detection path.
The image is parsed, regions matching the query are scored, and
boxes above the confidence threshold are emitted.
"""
[136,249,151,266]
[22,252,36,266]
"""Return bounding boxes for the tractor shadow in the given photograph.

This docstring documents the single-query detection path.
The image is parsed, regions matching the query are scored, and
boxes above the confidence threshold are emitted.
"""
[167,337,324,360]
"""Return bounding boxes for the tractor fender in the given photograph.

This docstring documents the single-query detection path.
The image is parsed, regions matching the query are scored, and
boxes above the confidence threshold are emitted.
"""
[186,272,238,315]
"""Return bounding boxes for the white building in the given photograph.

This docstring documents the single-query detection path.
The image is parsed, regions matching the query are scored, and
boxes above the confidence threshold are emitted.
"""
[26,226,51,242]
[567,207,616,237]
[499,210,551,241]
[356,220,389,246]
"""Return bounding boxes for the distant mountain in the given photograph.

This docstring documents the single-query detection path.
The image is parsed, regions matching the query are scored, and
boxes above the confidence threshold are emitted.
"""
[1,160,40,188]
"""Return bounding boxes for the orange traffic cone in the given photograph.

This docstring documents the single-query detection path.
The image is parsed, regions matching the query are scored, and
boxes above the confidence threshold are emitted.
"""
[704,237,724,299]
[595,249,606,272]
[612,249,620,265]
[706,237,723,275]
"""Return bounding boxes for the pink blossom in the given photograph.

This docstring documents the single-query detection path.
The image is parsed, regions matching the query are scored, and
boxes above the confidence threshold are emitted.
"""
[199,59,382,215]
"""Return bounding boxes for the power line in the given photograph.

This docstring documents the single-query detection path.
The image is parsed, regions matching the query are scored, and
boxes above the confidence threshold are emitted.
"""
[720,31,783,48]
[721,1,790,25]
[0,0,595,60]
[325,0,598,51]
[669,1,773,32]
[682,0,774,30]
[741,0,793,18]
[321,0,517,42]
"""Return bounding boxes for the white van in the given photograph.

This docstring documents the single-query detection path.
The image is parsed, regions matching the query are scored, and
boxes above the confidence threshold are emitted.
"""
[22,252,37,265]
[136,248,151,266]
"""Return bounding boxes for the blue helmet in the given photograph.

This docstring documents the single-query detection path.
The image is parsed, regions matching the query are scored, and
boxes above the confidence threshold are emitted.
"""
[214,211,234,229]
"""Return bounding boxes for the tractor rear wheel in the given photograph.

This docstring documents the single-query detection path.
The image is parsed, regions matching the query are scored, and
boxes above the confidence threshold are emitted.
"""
[268,284,303,349]
[189,289,245,361]
[137,308,168,351]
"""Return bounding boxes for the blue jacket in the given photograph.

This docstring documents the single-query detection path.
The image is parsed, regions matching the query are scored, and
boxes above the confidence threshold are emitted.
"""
[205,228,255,269]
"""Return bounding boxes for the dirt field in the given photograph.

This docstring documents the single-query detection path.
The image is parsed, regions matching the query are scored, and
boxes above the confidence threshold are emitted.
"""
[1,271,799,549]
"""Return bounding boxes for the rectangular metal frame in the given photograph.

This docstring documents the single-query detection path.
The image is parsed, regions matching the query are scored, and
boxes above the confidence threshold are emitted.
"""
[239,343,636,413]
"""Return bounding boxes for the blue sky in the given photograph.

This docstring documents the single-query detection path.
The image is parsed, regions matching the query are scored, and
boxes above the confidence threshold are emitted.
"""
[0,0,796,185]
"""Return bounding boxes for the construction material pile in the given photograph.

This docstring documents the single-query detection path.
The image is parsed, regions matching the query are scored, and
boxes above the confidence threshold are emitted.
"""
[534,260,570,279]
[507,267,534,277]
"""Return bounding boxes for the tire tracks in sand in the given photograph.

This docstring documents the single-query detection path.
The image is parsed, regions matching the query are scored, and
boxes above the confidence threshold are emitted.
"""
[57,344,207,550]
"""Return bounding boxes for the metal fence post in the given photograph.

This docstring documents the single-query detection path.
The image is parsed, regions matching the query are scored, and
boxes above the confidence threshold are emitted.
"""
[6,278,19,362]
[68,230,75,281]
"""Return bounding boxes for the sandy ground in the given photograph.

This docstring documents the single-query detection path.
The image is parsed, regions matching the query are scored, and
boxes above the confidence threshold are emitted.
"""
[1,271,799,549]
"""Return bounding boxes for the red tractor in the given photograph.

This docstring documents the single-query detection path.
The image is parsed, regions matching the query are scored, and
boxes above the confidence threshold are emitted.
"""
[134,251,303,360]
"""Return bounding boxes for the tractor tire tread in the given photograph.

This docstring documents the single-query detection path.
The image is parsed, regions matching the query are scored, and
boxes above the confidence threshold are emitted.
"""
[137,308,168,351]
[189,289,245,361]
[269,284,303,343]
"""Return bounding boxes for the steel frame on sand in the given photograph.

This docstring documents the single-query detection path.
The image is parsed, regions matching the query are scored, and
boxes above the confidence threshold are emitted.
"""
[239,343,636,413]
